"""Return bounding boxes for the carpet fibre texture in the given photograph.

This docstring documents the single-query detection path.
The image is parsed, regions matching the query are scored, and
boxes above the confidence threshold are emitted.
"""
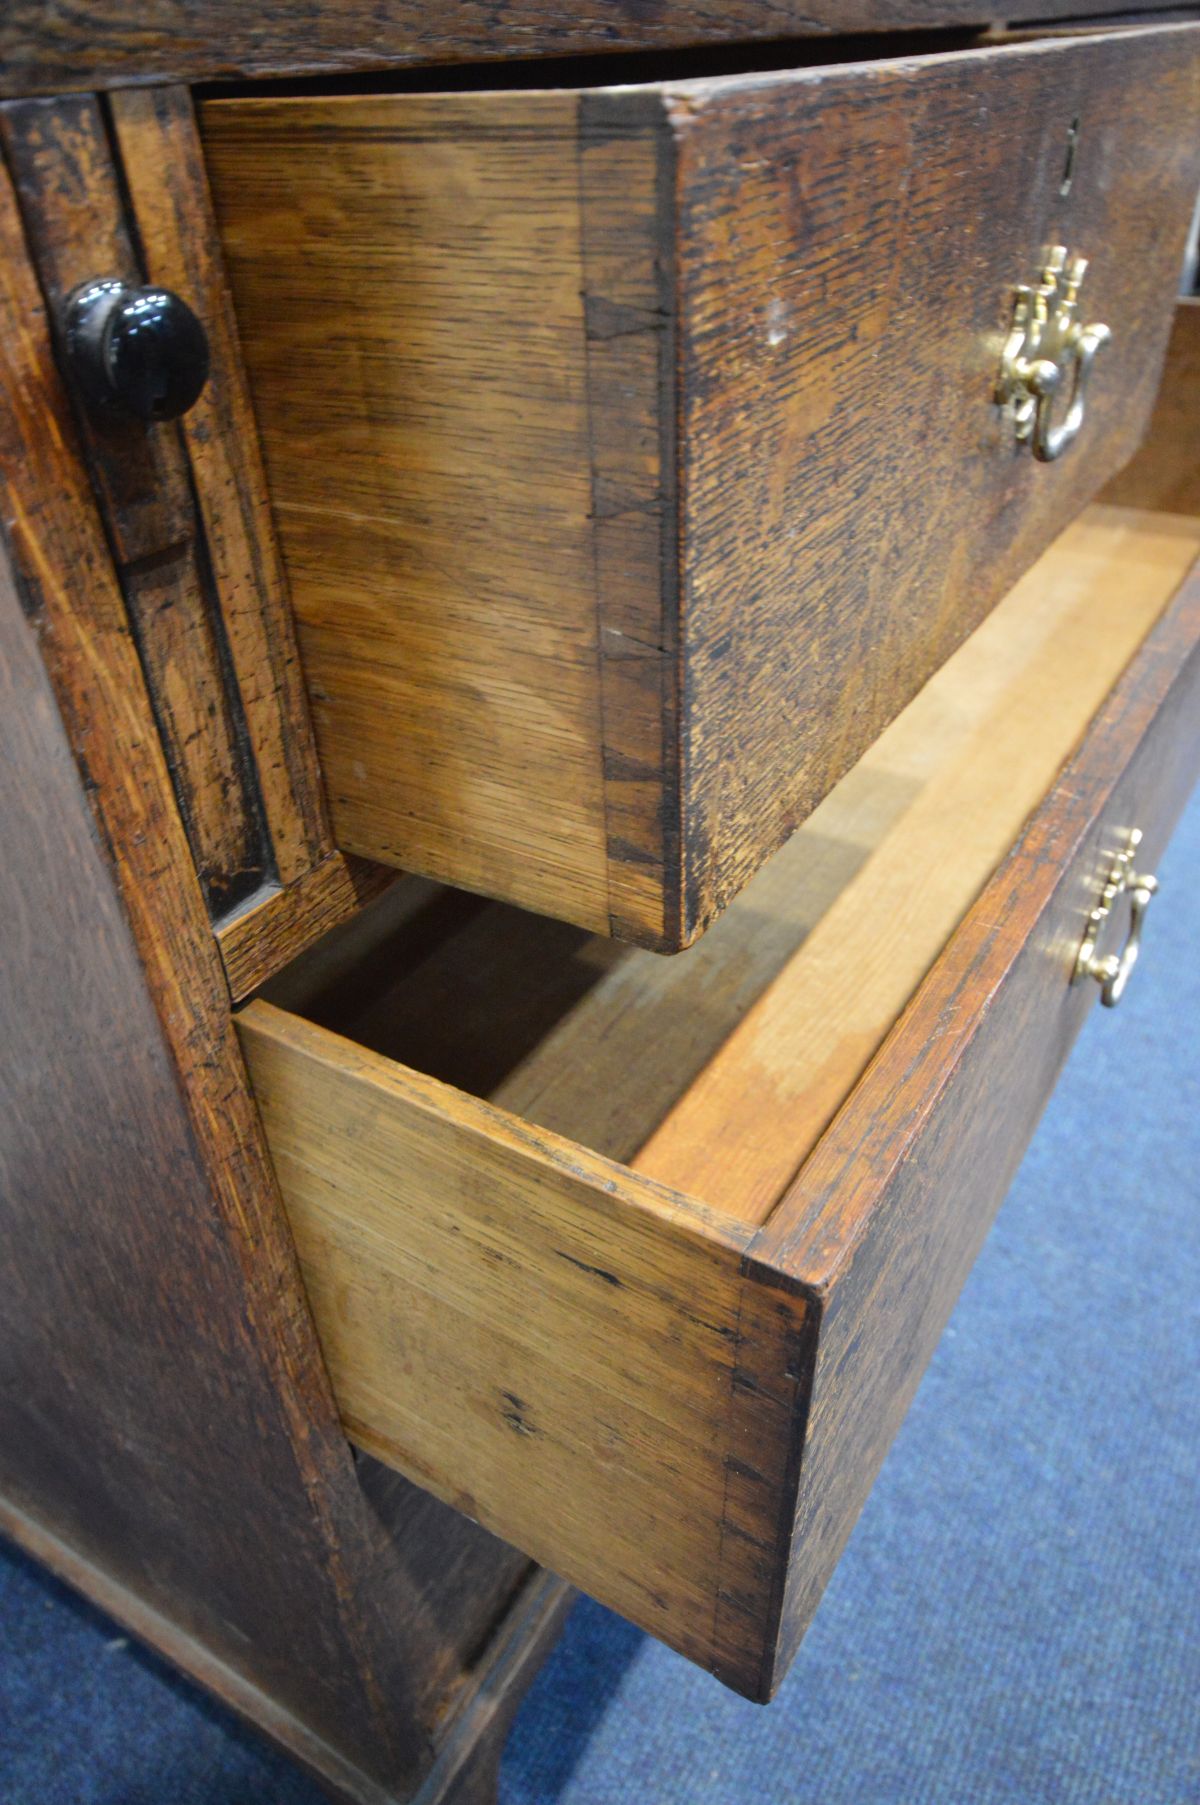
[2,790,1198,1805]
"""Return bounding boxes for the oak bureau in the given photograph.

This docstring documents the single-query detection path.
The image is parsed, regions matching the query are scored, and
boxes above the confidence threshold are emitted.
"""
[1,6,1198,1800]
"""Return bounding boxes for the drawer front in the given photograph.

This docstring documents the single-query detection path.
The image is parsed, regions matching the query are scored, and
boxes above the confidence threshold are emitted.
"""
[239,556,1200,1702]
[757,561,1200,1689]
[203,26,1200,951]
[671,26,1198,937]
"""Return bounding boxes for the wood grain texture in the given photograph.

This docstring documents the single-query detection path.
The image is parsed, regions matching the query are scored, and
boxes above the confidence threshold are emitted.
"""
[754,557,1200,1692]
[239,999,810,1689]
[205,91,613,930]
[1103,298,1200,515]
[109,84,332,888]
[0,524,425,1793]
[0,1,1173,99]
[0,93,269,918]
[0,155,551,1797]
[0,1493,425,1805]
[243,507,1200,1695]
[204,26,1200,948]
[413,1570,574,1805]
[669,24,1200,933]
[577,92,680,946]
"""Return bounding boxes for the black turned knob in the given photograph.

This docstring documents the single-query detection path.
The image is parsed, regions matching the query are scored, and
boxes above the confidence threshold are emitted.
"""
[64,278,210,424]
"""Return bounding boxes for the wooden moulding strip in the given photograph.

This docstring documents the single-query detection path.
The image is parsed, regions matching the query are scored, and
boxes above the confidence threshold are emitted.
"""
[109,85,333,887]
[216,856,398,1003]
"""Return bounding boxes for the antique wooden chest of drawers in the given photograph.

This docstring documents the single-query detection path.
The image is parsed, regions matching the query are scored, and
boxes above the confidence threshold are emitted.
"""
[1,7,1198,1802]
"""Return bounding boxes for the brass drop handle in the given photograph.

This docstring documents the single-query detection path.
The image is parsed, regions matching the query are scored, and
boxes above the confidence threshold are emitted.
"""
[1074,829,1158,1008]
[997,246,1111,463]
[1022,319,1111,463]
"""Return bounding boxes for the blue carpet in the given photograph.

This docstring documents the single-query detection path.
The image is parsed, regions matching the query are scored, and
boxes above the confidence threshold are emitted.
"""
[3,790,1198,1805]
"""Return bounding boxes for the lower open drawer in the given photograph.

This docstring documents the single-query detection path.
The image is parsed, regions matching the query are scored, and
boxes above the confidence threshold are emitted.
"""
[239,504,1200,1701]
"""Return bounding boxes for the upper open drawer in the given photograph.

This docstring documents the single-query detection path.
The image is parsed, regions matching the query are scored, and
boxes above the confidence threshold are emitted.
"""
[202,26,1200,949]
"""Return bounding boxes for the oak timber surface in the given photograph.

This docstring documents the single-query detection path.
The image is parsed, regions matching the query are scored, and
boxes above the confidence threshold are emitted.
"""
[208,90,613,933]
[635,505,1200,1217]
[240,500,1200,1697]
[204,27,1200,947]
[668,26,1199,934]
[1,86,365,978]
[242,994,803,1688]
[0,4,1165,99]
[109,86,334,889]
[105,85,399,998]
[217,855,397,1002]
[0,248,428,1792]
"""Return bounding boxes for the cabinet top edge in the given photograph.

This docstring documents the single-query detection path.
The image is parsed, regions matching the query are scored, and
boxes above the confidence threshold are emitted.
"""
[0,0,1184,104]
[193,17,1199,132]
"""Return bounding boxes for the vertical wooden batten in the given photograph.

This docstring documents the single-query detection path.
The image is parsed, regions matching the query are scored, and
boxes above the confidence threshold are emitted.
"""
[0,92,270,919]
[108,84,332,886]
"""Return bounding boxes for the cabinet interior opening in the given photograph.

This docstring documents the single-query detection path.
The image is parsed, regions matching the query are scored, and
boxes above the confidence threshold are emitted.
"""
[257,503,1200,1227]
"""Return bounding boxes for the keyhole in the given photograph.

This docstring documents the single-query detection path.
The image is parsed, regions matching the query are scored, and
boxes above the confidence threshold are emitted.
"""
[1060,116,1080,198]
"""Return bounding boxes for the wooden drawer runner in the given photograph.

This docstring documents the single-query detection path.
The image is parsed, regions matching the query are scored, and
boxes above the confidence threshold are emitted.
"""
[203,27,1200,951]
[239,503,1200,1700]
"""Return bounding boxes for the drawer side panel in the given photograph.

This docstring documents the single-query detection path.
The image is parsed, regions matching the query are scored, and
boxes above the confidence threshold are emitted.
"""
[239,1001,811,1692]
[203,95,613,932]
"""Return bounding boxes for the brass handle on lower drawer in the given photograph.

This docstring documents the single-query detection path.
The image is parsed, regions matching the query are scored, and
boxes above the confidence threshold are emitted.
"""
[1074,829,1158,1008]
[997,246,1111,463]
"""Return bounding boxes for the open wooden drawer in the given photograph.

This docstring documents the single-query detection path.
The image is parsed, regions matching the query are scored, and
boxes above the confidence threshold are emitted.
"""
[203,26,1200,951]
[239,503,1200,1701]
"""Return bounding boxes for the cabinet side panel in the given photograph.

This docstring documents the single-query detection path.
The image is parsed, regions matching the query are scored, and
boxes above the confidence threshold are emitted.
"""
[0,534,418,1779]
[0,156,544,1796]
